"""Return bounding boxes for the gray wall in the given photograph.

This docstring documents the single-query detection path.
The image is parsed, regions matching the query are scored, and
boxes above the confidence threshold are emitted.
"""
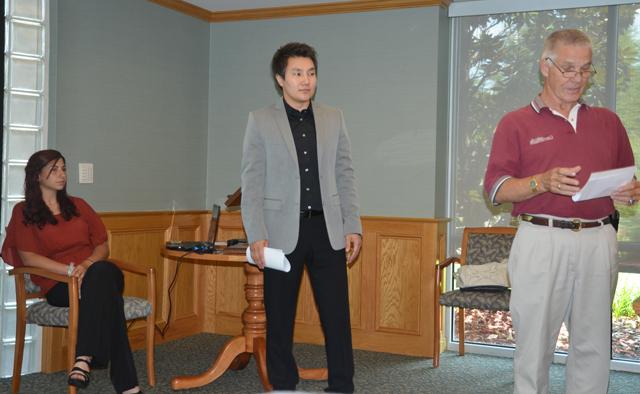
[49,2,449,217]
[50,0,210,211]
[206,7,449,217]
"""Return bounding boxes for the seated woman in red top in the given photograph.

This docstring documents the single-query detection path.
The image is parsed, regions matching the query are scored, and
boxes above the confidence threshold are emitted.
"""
[2,150,142,394]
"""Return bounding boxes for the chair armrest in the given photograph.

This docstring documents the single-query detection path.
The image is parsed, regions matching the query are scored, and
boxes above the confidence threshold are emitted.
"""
[10,266,73,284]
[9,266,79,305]
[437,256,461,272]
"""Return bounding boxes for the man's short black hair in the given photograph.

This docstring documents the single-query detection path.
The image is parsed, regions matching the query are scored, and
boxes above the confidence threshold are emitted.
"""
[271,42,318,93]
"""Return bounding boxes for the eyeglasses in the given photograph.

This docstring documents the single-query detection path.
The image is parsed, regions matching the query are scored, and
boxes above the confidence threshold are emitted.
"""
[545,57,597,79]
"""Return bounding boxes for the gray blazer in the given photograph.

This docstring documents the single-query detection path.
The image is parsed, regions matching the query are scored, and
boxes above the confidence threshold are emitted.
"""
[241,100,361,254]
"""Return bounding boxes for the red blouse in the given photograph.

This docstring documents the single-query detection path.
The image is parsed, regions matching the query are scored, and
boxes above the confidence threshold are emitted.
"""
[1,197,108,295]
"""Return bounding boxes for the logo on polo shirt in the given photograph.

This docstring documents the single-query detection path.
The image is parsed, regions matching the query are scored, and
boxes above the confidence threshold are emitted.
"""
[529,135,554,145]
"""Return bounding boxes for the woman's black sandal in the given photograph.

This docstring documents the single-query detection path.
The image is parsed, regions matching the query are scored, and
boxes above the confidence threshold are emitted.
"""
[67,357,91,389]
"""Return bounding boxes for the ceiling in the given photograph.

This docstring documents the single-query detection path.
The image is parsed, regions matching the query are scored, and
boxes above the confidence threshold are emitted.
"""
[183,1,351,12]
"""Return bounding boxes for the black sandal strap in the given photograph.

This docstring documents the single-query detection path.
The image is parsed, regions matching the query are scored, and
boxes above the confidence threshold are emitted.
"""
[74,356,91,366]
[68,359,91,388]
[69,366,90,378]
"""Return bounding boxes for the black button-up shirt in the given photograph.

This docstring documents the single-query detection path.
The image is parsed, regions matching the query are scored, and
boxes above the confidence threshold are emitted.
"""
[284,99,323,212]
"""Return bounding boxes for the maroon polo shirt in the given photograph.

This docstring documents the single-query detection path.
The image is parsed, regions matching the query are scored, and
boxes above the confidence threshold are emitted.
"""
[484,97,635,220]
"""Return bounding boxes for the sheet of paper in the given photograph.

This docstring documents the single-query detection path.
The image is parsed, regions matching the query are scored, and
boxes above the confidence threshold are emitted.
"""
[245,247,291,272]
[572,166,636,202]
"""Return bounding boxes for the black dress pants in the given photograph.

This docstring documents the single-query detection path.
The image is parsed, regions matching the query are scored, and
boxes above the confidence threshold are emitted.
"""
[264,214,354,393]
[46,261,139,393]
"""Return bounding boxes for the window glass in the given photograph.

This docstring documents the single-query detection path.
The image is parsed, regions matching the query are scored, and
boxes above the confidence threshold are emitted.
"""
[612,3,640,362]
[10,0,43,21]
[10,56,44,91]
[450,5,640,364]
[10,21,43,55]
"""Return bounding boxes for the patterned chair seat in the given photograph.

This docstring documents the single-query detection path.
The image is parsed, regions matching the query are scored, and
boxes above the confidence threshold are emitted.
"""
[23,274,152,327]
[27,296,152,327]
[439,289,510,311]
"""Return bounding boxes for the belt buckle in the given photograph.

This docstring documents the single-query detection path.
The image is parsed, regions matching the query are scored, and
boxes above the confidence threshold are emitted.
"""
[571,219,582,232]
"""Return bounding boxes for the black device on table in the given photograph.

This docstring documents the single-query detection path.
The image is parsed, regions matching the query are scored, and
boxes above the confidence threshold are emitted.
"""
[165,204,222,254]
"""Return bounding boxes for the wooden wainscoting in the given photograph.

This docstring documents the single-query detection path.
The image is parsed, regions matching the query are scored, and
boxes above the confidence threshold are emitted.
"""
[41,210,447,371]
[291,216,448,356]
[200,213,448,357]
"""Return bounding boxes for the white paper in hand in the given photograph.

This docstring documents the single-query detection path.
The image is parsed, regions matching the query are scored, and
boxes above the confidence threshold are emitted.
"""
[245,247,291,272]
[572,166,636,202]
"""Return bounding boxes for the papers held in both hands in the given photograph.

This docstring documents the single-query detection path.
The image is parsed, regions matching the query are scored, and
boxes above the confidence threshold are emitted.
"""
[572,166,636,202]
[245,247,291,272]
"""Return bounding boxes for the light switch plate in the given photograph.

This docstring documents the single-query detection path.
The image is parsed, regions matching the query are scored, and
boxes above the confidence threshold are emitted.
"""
[79,163,94,184]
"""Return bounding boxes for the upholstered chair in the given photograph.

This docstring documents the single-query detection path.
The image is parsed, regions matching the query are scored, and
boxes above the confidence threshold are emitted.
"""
[433,226,516,367]
[9,259,156,394]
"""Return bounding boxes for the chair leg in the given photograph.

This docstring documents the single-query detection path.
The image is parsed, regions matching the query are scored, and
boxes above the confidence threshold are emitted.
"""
[12,310,26,393]
[457,307,465,356]
[67,284,79,394]
[432,304,441,368]
[146,315,156,387]
[67,326,78,394]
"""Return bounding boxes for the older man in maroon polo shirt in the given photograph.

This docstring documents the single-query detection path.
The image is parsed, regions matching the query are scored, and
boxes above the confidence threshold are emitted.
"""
[484,29,639,394]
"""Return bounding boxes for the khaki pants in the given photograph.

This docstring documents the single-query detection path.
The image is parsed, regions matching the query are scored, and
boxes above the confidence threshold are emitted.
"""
[509,218,618,394]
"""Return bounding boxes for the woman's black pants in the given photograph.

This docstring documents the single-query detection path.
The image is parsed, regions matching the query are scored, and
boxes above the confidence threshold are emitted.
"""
[46,261,138,393]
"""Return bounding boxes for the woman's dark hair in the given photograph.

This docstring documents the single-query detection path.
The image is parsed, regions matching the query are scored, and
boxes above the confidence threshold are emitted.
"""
[271,42,318,93]
[22,149,78,228]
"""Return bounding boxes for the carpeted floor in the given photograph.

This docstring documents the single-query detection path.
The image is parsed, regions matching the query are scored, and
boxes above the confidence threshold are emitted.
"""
[2,333,639,393]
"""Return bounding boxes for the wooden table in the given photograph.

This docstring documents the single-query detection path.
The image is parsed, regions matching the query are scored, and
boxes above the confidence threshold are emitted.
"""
[162,248,327,391]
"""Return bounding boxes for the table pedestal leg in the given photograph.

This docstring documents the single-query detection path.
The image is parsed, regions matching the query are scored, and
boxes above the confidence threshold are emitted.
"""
[170,261,328,391]
[299,367,329,380]
[171,336,246,390]
[253,336,272,391]
[229,352,251,370]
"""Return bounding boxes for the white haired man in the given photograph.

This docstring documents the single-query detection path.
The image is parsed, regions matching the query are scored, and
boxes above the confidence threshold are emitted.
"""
[484,29,639,393]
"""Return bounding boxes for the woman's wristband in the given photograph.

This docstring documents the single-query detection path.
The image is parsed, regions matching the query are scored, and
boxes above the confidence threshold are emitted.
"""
[67,263,74,277]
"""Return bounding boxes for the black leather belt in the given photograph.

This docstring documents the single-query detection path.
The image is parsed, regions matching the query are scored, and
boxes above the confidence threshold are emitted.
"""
[520,214,611,232]
[300,209,323,218]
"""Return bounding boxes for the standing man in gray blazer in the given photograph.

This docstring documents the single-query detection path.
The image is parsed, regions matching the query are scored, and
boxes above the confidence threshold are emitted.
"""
[241,42,362,393]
